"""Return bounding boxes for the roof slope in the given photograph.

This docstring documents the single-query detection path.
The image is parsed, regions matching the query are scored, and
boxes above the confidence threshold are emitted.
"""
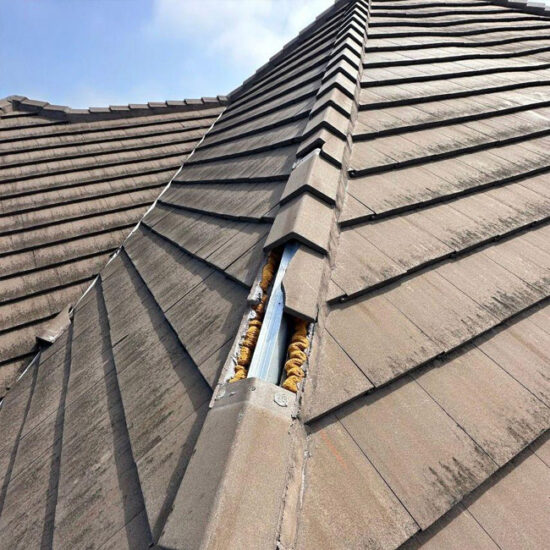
[297,0,550,547]
[0,0,549,549]
[0,96,225,396]
[0,1,361,547]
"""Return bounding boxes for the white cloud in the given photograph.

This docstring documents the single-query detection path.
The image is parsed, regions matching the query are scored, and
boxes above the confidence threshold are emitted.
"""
[148,0,334,72]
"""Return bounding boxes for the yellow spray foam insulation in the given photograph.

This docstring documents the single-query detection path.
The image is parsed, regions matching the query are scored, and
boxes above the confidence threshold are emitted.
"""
[282,318,310,393]
[229,250,281,382]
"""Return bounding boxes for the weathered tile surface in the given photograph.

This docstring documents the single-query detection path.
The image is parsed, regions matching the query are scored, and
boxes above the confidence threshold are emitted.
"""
[337,376,497,529]
[1,1,550,549]
[304,0,550,547]
[0,97,225,395]
[296,417,418,549]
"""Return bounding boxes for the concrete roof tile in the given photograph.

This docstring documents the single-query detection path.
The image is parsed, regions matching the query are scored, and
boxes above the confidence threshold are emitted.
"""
[304,105,350,140]
[282,244,325,321]
[463,449,550,549]
[337,376,497,529]
[413,345,550,466]
[402,505,499,550]
[312,86,355,117]
[436,251,545,321]
[295,416,418,549]
[265,192,334,253]
[385,270,497,352]
[339,192,374,225]
[318,71,357,98]
[302,330,372,422]
[477,313,550,406]
[280,151,341,205]
[298,127,347,166]
[159,378,296,550]
[3,1,550,548]
[330,227,405,297]
[327,293,440,386]
[0,96,224,394]
[532,431,550,466]
[356,214,453,270]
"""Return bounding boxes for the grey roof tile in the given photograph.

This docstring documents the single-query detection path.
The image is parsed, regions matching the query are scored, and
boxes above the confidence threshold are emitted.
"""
[412,345,550,465]
[54,370,148,548]
[330,227,405,296]
[299,128,345,162]
[2,1,550,548]
[477,313,550,406]
[119,228,212,317]
[295,416,418,549]
[280,150,341,205]
[0,448,59,546]
[402,505,499,550]
[101,256,211,533]
[207,223,270,279]
[161,181,283,221]
[436,250,545,320]
[385,270,497,352]
[175,144,297,182]
[327,293,440,386]
[532,431,550,466]
[159,379,296,550]
[188,118,307,163]
[165,271,248,381]
[338,191,374,224]
[337,376,497,529]
[312,86,355,116]
[303,105,350,139]
[357,214,453,269]
[462,449,550,549]
[282,245,325,321]
[265,192,334,253]
[483,233,550,293]
[0,97,224,393]
[302,330,372,422]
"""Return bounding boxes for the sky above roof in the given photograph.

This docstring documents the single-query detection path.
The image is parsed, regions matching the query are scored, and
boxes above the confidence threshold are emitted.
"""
[0,0,333,108]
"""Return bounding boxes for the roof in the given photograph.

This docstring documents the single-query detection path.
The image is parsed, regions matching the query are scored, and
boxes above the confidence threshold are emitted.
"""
[0,95,226,397]
[1,0,550,548]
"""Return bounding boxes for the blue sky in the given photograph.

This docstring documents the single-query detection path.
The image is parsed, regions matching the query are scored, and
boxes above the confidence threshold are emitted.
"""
[0,0,333,108]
